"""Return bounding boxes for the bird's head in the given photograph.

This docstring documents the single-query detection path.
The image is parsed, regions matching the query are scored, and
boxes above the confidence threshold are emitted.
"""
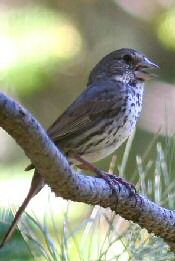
[88,48,159,84]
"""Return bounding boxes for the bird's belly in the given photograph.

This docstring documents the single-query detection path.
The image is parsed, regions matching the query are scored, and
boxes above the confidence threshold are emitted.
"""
[74,110,137,164]
[70,86,143,165]
[81,122,135,163]
[79,139,125,163]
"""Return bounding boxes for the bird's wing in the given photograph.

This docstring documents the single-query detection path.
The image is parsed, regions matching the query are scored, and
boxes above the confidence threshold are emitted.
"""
[47,81,126,142]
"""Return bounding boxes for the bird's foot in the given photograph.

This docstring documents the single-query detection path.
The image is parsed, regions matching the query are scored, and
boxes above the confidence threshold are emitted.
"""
[68,151,136,196]
[96,171,136,196]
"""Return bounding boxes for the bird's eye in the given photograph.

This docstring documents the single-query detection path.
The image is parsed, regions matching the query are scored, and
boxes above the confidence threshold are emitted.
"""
[122,54,133,64]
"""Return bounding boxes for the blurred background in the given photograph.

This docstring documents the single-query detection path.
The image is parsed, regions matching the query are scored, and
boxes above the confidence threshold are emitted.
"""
[1,0,175,260]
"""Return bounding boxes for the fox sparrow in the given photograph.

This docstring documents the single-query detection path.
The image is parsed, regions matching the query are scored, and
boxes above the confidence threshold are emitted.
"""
[0,48,158,247]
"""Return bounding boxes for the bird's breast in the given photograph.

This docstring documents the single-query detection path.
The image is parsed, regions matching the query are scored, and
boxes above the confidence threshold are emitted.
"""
[70,82,144,164]
[114,82,144,136]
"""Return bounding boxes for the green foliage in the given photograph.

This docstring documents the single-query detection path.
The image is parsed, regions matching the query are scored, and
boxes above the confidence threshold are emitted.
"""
[157,8,175,50]
[0,5,82,96]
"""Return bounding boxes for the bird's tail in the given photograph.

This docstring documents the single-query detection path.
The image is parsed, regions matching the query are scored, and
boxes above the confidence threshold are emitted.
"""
[0,171,45,248]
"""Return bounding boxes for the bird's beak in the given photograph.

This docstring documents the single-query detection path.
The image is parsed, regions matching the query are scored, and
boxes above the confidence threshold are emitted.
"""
[135,57,159,81]
[137,57,159,69]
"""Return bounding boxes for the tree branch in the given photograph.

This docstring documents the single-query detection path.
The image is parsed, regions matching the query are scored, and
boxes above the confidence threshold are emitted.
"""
[0,92,175,252]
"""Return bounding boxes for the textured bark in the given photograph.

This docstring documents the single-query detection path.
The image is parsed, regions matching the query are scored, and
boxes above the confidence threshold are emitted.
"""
[0,92,175,252]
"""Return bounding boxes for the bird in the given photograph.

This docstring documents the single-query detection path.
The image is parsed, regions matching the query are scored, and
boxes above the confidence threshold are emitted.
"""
[0,48,159,248]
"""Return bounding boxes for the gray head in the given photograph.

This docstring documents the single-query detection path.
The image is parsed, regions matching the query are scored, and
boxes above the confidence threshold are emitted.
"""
[88,48,159,84]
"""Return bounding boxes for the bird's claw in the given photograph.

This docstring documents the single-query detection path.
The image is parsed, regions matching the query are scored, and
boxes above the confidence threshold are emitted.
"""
[98,171,136,196]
